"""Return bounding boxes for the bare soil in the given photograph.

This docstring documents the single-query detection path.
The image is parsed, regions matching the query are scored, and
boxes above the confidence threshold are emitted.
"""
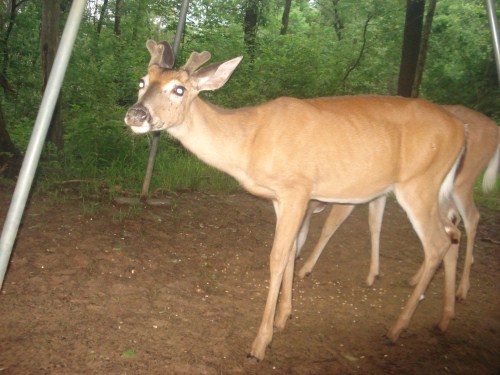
[0,187,498,374]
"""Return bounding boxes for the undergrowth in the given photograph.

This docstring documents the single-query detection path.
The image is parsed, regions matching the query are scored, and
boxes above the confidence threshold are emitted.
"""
[32,130,241,199]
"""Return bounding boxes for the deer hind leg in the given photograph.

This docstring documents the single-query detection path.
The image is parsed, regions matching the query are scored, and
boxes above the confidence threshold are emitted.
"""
[387,183,457,342]
[453,188,479,300]
[408,197,462,288]
[249,195,309,361]
[297,204,355,279]
[366,195,387,286]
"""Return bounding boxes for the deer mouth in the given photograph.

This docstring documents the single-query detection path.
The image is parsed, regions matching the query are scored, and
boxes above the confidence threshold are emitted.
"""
[128,121,151,134]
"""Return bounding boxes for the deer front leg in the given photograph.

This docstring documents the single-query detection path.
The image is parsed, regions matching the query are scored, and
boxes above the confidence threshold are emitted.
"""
[276,200,328,330]
[274,239,297,331]
[274,199,299,331]
[249,196,308,361]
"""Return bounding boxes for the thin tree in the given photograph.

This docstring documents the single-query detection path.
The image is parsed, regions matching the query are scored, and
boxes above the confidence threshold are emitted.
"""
[397,0,425,97]
[411,0,437,98]
[342,14,372,84]
[244,0,260,60]
[280,0,292,35]
[132,2,146,39]
[96,0,109,36]
[114,0,122,36]
[1,0,28,76]
[332,0,343,41]
[0,101,19,174]
[41,0,63,149]
[0,0,26,169]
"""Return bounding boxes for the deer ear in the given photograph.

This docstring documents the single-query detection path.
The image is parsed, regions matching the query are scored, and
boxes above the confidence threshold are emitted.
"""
[193,56,243,92]
[146,40,175,69]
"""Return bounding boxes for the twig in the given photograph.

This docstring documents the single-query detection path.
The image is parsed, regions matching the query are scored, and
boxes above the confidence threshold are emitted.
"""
[342,14,373,84]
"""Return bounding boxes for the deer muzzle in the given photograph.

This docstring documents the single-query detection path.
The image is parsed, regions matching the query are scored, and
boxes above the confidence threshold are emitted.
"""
[125,105,152,134]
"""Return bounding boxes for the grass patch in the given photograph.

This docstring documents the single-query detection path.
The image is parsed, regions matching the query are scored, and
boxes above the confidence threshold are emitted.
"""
[121,348,137,358]
[150,151,240,193]
[29,132,241,199]
[474,174,500,211]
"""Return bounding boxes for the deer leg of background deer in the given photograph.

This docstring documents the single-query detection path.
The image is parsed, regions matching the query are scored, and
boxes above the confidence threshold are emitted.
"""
[366,195,387,286]
[249,195,309,361]
[438,232,459,332]
[295,201,326,259]
[297,204,355,279]
[409,261,424,287]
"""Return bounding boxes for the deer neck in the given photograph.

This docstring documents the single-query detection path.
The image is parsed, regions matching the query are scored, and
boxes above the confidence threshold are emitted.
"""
[166,98,254,181]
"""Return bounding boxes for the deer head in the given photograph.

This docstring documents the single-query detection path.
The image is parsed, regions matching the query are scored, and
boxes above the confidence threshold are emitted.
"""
[124,40,243,134]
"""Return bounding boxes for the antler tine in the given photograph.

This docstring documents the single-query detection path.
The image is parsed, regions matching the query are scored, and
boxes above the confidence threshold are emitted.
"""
[182,51,212,74]
[146,40,175,69]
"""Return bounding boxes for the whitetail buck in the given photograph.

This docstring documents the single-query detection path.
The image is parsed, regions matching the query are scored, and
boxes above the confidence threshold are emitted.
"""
[125,40,466,361]
[297,106,499,300]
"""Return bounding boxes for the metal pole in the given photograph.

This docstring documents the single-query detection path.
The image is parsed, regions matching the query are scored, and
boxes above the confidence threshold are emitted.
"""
[172,0,190,57]
[0,0,87,288]
[486,0,500,84]
[140,0,190,199]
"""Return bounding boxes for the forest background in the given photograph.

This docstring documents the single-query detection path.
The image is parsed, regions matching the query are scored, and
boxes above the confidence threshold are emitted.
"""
[0,0,498,197]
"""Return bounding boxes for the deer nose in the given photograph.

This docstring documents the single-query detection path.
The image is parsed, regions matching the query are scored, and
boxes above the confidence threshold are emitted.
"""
[125,105,151,126]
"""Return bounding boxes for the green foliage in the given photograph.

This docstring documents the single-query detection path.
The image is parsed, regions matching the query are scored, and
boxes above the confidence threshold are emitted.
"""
[474,172,500,210]
[1,0,498,199]
[422,0,499,118]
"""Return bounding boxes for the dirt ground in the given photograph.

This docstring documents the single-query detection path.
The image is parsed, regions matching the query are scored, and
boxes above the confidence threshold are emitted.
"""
[0,186,498,375]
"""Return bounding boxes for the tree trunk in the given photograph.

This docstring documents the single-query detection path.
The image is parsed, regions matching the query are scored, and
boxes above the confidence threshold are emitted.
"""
[0,101,18,157]
[0,100,20,176]
[244,0,260,60]
[132,2,146,39]
[280,0,292,35]
[96,0,109,36]
[41,0,63,149]
[411,0,437,98]
[0,0,22,174]
[397,0,425,97]
[332,0,343,41]
[114,0,122,36]
[1,0,22,76]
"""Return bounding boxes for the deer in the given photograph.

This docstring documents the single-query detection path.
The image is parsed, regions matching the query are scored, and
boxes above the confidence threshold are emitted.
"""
[124,40,466,361]
[296,105,499,301]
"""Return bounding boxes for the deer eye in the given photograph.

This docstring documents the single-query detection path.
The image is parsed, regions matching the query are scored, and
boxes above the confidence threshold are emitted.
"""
[173,86,185,96]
